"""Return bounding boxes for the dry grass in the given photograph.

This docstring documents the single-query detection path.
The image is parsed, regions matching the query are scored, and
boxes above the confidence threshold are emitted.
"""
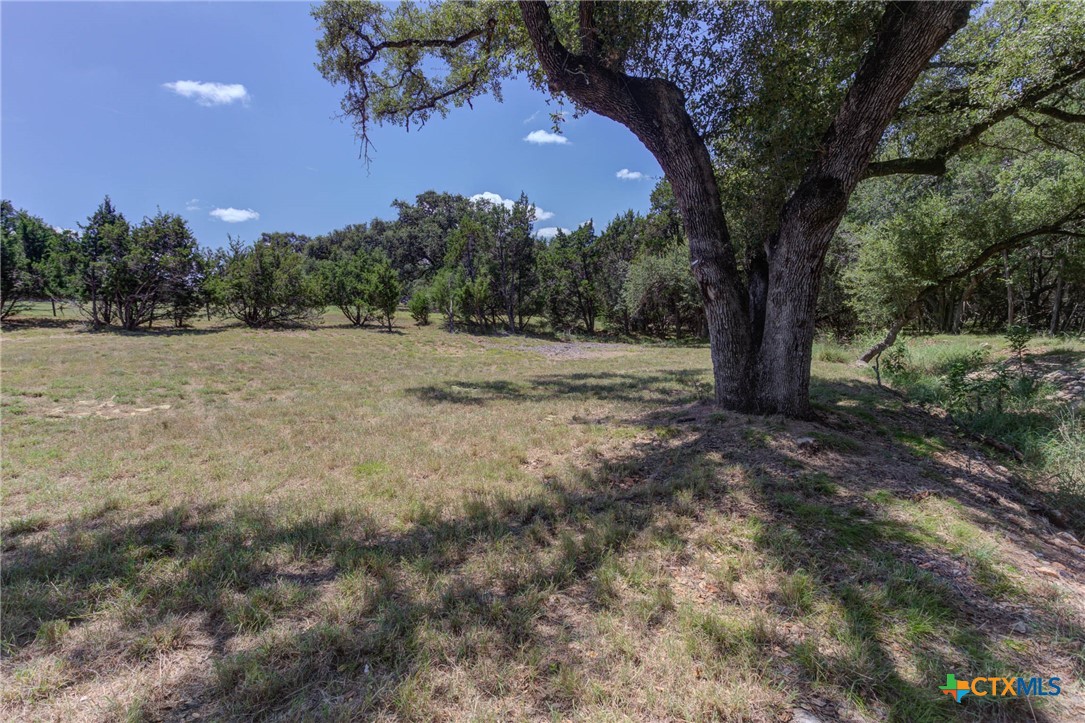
[2,309,1084,721]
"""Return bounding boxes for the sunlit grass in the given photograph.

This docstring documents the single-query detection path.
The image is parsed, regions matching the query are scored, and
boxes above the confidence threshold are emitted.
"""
[2,311,1082,721]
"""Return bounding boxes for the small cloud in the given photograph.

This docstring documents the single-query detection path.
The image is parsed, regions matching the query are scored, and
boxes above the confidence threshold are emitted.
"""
[210,207,260,223]
[616,168,647,181]
[523,129,568,145]
[164,80,250,106]
[522,110,540,124]
[535,227,570,240]
[185,198,201,211]
[470,191,554,221]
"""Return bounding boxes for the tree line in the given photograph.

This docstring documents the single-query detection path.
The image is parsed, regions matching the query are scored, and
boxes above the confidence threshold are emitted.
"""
[3,156,1082,343]
[0,189,705,336]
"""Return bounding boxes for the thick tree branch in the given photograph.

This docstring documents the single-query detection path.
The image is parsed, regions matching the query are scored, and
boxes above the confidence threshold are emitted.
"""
[1030,105,1085,124]
[354,24,492,64]
[578,1,600,59]
[866,58,1085,179]
[778,2,972,237]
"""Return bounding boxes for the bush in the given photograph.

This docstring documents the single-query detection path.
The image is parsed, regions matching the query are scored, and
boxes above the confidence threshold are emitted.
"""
[222,238,323,327]
[408,289,430,326]
[368,258,402,331]
[880,342,919,389]
[321,249,377,326]
[622,246,703,338]
[1004,324,1032,371]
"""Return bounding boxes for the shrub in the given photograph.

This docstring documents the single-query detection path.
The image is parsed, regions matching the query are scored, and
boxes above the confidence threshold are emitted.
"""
[1004,324,1032,372]
[621,246,703,338]
[880,341,919,389]
[368,257,402,331]
[321,249,377,326]
[408,289,430,326]
[222,238,323,327]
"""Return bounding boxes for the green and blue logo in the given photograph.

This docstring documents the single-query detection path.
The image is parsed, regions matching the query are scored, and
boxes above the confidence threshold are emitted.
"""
[940,674,1061,703]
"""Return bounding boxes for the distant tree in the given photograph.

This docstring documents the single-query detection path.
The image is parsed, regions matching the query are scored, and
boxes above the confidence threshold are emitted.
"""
[222,237,323,327]
[321,248,378,326]
[39,230,81,315]
[305,222,373,260]
[539,223,600,334]
[199,247,230,321]
[623,246,704,338]
[408,287,431,325]
[258,231,313,254]
[1,201,31,319]
[99,211,204,330]
[386,191,473,282]
[151,214,205,327]
[475,192,538,333]
[596,210,650,334]
[443,213,498,328]
[369,256,402,331]
[76,196,129,327]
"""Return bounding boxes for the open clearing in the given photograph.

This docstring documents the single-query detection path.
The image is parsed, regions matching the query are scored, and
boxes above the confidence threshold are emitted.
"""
[2,310,1084,721]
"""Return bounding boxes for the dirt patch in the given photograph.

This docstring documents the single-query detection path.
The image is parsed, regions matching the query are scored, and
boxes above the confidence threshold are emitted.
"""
[515,341,632,360]
[41,399,172,420]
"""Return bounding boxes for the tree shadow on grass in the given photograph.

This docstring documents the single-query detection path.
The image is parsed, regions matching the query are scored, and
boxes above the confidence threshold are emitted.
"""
[1,316,88,332]
[2,374,1083,720]
[1,317,236,336]
[406,369,714,407]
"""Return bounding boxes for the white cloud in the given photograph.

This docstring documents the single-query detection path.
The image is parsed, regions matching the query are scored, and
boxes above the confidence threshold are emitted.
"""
[522,110,540,124]
[523,129,569,145]
[535,227,570,240]
[470,191,554,221]
[164,80,250,106]
[616,168,647,181]
[185,198,201,211]
[210,207,260,223]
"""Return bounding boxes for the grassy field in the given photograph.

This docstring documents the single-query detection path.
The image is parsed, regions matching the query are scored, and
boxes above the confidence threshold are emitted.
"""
[2,307,1084,721]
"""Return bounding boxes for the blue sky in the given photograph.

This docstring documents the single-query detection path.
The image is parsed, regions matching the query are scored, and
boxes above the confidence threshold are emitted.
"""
[1,2,662,247]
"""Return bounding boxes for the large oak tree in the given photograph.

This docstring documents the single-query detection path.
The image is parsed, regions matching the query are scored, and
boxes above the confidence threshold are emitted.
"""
[315,0,1085,417]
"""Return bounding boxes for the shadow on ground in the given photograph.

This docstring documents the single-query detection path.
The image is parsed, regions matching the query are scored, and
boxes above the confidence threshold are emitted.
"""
[3,373,1083,721]
[0,316,234,336]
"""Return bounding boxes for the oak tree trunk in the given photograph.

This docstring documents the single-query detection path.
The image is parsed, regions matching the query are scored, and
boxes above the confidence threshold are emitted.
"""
[518,0,969,417]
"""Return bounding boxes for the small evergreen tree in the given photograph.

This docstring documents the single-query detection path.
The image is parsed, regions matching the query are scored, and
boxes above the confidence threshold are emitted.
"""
[369,257,402,331]
[222,237,323,327]
[321,248,378,326]
[1,201,31,319]
[408,287,431,326]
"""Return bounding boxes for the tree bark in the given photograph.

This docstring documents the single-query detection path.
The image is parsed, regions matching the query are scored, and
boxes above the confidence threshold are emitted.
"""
[1003,251,1014,326]
[754,1,971,415]
[1050,255,1065,336]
